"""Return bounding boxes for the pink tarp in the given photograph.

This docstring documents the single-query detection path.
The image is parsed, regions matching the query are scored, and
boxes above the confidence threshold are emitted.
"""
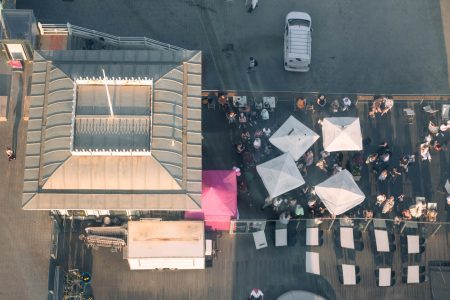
[185,170,238,231]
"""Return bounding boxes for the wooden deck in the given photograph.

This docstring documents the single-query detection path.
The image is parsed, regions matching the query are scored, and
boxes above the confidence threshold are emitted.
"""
[91,224,449,300]
[92,98,450,299]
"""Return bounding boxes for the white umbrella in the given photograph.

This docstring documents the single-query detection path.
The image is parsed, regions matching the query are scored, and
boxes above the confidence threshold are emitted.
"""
[269,115,319,160]
[322,117,363,152]
[315,170,365,215]
[256,153,305,199]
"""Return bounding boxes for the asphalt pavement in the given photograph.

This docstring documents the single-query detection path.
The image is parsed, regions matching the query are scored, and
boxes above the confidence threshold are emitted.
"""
[18,0,450,94]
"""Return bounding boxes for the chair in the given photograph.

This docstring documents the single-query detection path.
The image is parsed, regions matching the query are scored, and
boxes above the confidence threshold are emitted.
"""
[388,233,395,243]
[355,266,360,274]
[400,236,407,244]
[403,108,416,124]
[254,98,263,110]
[375,270,379,277]
[390,278,396,286]
[355,241,364,251]
[419,275,427,283]
[306,99,315,112]
[402,276,407,283]
[318,237,324,247]
[319,230,324,237]
[419,237,426,245]
[389,244,396,252]
[423,105,439,115]
[419,266,426,273]
[419,246,426,254]
[356,276,361,284]
[353,230,362,240]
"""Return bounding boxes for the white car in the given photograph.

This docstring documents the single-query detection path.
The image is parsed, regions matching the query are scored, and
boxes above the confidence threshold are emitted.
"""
[284,12,312,72]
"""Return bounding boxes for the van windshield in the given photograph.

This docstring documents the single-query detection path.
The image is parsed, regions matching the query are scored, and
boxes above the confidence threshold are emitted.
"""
[288,19,310,28]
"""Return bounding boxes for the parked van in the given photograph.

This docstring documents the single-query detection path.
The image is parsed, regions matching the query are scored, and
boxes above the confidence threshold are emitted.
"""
[284,12,312,72]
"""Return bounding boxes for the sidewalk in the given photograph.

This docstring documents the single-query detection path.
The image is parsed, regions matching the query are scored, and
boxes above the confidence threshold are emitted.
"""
[441,0,450,91]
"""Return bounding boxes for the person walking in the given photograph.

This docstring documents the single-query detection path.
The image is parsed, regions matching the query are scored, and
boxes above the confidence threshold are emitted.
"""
[247,0,259,13]
[247,57,258,72]
[6,147,15,161]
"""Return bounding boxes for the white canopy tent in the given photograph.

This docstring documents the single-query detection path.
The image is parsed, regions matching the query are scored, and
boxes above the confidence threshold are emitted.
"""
[256,153,305,199]
[322,117,363,152]
[315,170,365,215]
[269,115,319,161]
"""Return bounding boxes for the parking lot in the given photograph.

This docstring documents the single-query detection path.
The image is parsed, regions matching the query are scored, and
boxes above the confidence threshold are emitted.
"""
[19,0,450,94]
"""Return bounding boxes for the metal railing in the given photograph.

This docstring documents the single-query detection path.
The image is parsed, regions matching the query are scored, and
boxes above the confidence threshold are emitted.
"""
[229,217,450,238]
[37,22,69,35]
[38,22,186,51]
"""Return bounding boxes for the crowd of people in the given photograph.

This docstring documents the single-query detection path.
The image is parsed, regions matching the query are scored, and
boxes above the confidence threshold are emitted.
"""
[210,92,448,225]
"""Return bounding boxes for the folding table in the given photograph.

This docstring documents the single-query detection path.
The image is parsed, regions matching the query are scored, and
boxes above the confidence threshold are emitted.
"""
[374,229,390,252]
[340,227,355,249]
[252,231,268,250]
[342,264,356,285]
[306,227,319,246]
[378,267,391,286]
[407,235,420,254]
[306,252,320,275]
[407,265,420,283]
[275,228,288,247]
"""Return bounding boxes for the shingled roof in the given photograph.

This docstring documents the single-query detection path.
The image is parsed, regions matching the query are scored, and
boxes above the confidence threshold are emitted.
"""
[23,49,202,210]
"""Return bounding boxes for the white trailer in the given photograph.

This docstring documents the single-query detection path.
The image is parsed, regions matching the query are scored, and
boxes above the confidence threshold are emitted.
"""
[125,220,205,270]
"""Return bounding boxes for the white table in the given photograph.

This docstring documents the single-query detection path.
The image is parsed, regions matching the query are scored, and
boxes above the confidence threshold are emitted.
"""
[252,231,268,250]
[263,96,276,108]
[340,227,355,249]
[232,96,247,107]
[407,265,420,283]
[306,227,319,246]
[275,228,287,247]
[374,229,390,252]
[305,252,320,275]
[378,267,391,286]
[342,264,356,285]
[407,235,420,254]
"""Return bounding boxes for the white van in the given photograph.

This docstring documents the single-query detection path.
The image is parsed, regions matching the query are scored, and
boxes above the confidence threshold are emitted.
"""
[284,12,312,72]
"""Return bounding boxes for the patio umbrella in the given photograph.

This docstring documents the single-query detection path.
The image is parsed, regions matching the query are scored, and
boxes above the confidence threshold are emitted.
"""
[256,153,305,199]
[315,170,365,215]
[321,117,362,152]
[269,115,319,161]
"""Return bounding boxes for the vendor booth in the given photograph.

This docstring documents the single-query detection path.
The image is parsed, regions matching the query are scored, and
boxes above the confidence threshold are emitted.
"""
[321,117,362,152]
[269,115,319,160]
[185,170,238,231]
[125,220,205,270]
[315,170,365,215]
[256,153,305,199]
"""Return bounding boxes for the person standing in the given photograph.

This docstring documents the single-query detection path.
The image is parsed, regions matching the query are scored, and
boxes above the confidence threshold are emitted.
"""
[249,288,264,299]
[247,57,258,72]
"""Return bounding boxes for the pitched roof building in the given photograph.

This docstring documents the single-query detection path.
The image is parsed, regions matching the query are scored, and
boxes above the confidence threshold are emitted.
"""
[23,49,202,211]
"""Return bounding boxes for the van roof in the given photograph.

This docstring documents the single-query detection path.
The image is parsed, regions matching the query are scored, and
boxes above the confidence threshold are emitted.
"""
[287,27,311,59]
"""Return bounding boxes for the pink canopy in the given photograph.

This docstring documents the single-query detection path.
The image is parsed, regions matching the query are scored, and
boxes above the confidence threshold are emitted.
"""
[185,170,238,231]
